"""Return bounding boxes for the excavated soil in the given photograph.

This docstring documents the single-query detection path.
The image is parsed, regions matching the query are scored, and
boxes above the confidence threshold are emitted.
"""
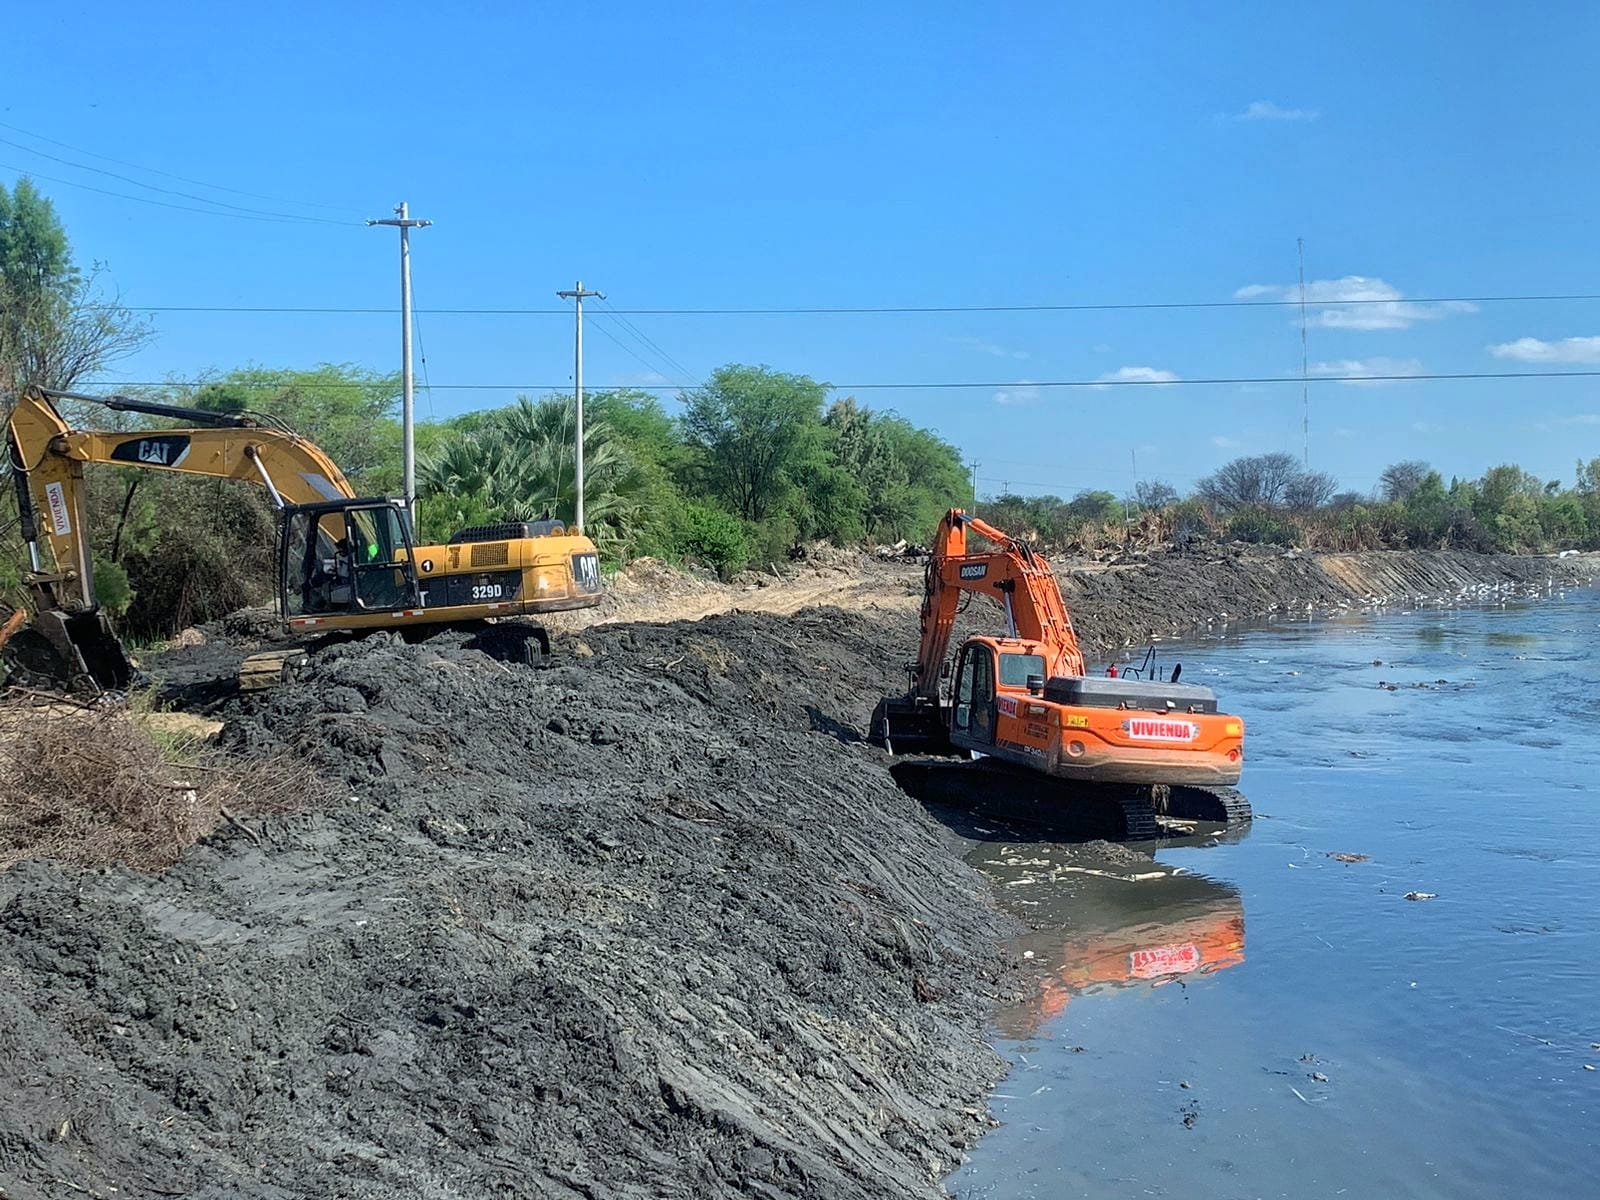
[0,611,1015,1200]
[2,548,1597,1200]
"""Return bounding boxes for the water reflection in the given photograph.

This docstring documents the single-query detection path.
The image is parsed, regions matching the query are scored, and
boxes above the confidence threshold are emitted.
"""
[980,853,1246,1039]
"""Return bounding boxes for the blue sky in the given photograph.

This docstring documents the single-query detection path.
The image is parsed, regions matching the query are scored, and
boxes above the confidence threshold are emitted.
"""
[6,1,1598,500]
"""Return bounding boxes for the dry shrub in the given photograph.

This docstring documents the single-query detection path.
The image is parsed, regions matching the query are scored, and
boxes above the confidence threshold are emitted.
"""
[0,700,315,872]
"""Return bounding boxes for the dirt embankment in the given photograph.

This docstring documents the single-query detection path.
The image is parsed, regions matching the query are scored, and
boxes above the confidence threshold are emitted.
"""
[0,612,1012,1200]
[1,547,1595,1199]
[1050,547,1599,658]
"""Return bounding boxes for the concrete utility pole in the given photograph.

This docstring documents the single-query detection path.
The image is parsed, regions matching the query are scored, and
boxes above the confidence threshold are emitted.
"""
[1297,236,1310,468]
[368,202,432,528]
[556,280,604,532]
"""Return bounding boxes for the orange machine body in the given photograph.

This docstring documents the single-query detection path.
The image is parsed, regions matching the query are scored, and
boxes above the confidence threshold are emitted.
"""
[949,634,1245,785]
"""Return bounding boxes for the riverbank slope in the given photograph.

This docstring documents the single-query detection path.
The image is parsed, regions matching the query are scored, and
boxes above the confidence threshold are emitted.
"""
[0,548,1594,1199]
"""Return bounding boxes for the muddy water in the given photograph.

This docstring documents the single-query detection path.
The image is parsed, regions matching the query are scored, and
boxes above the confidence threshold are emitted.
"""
[951,588,1600,1200]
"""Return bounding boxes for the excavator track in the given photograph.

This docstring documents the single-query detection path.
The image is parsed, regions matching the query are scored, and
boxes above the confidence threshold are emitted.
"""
[1105,786,1164,840]
[1157,784,1253,826]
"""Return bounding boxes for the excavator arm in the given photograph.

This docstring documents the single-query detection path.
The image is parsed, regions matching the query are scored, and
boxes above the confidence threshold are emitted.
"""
[907,508,1084,701]
[873,508,1086,754]
[8,386,354,614]
[4,386,357,692]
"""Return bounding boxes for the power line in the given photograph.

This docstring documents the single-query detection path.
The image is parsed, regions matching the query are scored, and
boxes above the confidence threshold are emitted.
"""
[0,160,358,226]
[0,135,353,225]
[0,118,352,213]
[596,296,697,381]
[586,313,693,386]
[93,291,1600,316]
[77,368,1600,392]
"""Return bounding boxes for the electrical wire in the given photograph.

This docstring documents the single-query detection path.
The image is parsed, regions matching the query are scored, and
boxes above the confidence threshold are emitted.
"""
[95,293,1600,316]
[74,369,1600,392]
[585,314,695,388]
[0,135,354,225]
[0,118,353,214]
[0,160,360,226]
[596,296,697,381]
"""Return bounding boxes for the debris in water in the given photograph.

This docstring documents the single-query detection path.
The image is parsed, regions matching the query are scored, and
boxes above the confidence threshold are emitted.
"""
[1309,1071,1329,1083]
[1179,1080,1191,1090]
[1328,852,1369,863]
[1404,891,1438,901]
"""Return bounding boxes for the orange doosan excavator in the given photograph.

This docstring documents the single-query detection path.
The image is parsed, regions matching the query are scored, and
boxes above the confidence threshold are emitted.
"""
[875,509,1250,836]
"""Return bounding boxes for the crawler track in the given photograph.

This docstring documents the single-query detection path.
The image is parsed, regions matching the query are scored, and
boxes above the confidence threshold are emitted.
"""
[1159,784,1253,826]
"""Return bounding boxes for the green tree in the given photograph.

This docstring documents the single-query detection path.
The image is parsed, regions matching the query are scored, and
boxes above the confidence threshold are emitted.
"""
[416,395,644,555]
[184,364,402,490]
[0,178,151,398]
[680,364,827,522]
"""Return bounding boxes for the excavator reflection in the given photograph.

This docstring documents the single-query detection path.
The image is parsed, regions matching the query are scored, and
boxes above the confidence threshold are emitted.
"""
[979,855,1246,1040]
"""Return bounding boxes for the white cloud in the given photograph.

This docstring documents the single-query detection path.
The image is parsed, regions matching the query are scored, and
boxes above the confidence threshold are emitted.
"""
[1235,100,1320,122]
[1488,336,1600,364]
[1412,421,1445,434]
[615,370,669,386]
[1309,357,1424,386]
[993,382,1042,406]
[1211,435,1240,449]
[1560,413,1600,425]
[1234,275,1476,330]
[1094,366,1179,387]
[951,336,1030,361]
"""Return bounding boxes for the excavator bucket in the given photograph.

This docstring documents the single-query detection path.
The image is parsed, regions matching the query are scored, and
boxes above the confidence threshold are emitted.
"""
[1,609,134,695]
[871,695,954,757]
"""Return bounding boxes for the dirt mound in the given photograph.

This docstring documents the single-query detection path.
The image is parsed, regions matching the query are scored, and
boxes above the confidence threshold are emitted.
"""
[0,610,1014,1200]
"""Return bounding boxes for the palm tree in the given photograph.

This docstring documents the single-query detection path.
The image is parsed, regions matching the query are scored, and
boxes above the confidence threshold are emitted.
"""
[417,395,643,552]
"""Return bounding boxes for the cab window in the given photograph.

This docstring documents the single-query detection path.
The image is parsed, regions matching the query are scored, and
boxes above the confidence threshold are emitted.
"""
[999,653,1046,688]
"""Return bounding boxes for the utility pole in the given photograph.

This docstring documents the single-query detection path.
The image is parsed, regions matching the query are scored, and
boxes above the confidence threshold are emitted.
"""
[368,202,431,528]
[1297,236,1310,468]
[556,280,605,532]
[967,460,979,515]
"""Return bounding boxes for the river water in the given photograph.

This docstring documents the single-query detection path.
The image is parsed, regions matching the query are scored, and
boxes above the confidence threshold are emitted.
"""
[950,587,1600,1200]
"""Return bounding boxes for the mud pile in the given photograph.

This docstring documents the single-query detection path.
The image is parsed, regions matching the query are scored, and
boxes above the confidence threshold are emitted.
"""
[0,611,1013,1200]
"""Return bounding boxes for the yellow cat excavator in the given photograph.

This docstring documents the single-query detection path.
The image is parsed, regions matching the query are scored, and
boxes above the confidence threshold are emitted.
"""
[4,386,604,693]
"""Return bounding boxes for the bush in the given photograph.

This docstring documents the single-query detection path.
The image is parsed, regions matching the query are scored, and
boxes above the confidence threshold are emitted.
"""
[1225,507,1298,546]
[91,556,134,617]
[671,502,749,578]
[0,702,313,871]
[744,512,800,571]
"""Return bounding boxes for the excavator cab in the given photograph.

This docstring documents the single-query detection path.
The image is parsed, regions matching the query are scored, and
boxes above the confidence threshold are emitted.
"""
[281,499,420,618]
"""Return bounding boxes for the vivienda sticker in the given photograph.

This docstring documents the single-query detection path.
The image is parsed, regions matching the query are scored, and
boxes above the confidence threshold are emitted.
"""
[44,481,72,536]
[1122,717,1200,742]
[1129,943,1202,979]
